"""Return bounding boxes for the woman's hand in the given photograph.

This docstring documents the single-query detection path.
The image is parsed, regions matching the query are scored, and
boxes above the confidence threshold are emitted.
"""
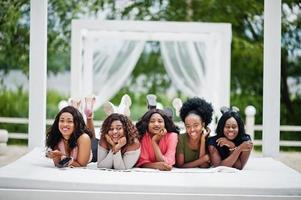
[216,137,235,149]
[46,150,64,167]
[154,162,172,171]
[201,127,210,141]
[113,136,127,153]
[152,128,167,143]
[105,134,116,148]
[239,141,253,152]
[46,150,63,159]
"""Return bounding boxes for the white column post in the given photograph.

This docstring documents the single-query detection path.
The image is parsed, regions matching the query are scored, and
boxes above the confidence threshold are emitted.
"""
[28,0,48,150]
[263,0,281,157]
[245,105,256,141]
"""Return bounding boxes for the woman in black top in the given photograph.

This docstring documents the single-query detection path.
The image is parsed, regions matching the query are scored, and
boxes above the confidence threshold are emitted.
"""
[207,107,253,170]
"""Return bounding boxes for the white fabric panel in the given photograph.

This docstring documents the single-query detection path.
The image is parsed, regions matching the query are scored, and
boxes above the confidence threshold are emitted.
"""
[0,148,300,200]
[161,37,224,114]
[91,40,145,109]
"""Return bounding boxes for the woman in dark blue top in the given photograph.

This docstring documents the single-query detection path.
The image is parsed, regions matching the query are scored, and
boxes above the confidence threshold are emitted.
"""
[207,107,253,170]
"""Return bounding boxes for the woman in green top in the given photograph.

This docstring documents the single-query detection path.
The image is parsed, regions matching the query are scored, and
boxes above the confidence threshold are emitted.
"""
[176,97,213,168]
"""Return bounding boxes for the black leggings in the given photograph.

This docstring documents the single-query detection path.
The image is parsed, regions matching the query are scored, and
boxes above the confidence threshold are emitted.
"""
[91,138,98,162]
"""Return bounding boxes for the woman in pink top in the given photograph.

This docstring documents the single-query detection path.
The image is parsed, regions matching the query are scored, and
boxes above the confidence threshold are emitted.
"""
[46,106,93,167]
[136,109,179,171]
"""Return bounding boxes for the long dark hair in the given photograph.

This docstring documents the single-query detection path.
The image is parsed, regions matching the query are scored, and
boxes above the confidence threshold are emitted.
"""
[136,109,180,136]
[101,113,139,149]
[46,106,92,150]
[215,110,247,144]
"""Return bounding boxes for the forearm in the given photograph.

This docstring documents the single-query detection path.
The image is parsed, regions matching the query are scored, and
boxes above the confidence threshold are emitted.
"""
[219,147,242,167]
[236,150,252,169]
[141,162,172,171]
[178,157,208,168]
[141,162,160,169]
[199,137,206,158]
[151,140,165,162]
[97,148,113,168]
[86,118,96,138]
[70,159,88,167]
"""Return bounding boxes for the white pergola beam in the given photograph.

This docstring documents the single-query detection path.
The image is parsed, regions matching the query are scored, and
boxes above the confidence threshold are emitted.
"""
[28,0,48,150]
[263,0,282,157]
[73,20,231,34]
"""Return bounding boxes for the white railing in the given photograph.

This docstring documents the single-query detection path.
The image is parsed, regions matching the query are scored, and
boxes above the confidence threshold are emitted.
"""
[244,105,301,147]
[1,106,301,147]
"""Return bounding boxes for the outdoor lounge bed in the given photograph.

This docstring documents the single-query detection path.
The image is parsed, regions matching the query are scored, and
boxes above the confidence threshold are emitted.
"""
[0,147,300,200]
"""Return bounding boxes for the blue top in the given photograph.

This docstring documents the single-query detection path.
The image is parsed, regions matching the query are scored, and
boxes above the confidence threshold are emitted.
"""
[207,134,251,160]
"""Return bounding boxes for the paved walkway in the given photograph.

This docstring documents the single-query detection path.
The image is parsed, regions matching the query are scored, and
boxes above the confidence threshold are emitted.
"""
[0,145,300,172]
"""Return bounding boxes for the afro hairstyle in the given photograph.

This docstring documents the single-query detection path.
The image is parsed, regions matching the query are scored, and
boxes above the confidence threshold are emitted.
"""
[179,97,213,126]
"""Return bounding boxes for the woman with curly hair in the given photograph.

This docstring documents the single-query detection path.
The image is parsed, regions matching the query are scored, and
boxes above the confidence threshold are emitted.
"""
[207,107,253,170]
[46,106,93,167]
[87,113,140,170]
[136,109,179,171]
[176,97,213,168]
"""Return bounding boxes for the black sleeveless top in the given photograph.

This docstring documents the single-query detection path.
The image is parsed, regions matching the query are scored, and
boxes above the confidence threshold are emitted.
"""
[207,134,251,160]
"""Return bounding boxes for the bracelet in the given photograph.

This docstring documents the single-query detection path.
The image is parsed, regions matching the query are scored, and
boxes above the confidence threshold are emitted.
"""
[229,147,237,151]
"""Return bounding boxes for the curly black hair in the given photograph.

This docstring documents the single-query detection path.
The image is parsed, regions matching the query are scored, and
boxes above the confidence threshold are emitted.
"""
[136,109,180,136]
[179,97,213,127]
[101,113,139,149]
[46,106,93,150]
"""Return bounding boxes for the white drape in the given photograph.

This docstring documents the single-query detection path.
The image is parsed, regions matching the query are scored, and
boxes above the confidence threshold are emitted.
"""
[160,39,222,112]
[92,40,145,109]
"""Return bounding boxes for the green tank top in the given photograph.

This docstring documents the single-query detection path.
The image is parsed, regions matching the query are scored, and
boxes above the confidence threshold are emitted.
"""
[176,133,200,163]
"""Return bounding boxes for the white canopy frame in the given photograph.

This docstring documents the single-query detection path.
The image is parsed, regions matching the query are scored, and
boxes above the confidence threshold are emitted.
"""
[70,20,232,111]
[29,0,282,158]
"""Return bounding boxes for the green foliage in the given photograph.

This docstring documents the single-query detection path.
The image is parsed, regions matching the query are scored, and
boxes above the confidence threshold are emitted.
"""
[0,0,30,74]
[0,87,67,133]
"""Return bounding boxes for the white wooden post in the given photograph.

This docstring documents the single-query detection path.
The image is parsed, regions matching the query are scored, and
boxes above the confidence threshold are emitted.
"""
[263,0,281,157]
[28,0,48,150]
[245,105,256,140]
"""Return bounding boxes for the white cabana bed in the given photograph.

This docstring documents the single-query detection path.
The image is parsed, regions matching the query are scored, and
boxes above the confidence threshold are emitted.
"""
[0,148,300,200]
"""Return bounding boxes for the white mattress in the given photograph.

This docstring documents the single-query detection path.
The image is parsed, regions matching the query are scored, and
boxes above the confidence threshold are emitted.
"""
[0,148,300,200]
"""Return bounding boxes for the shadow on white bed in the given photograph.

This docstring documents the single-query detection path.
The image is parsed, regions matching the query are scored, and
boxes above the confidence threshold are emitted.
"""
[0,148,300,200]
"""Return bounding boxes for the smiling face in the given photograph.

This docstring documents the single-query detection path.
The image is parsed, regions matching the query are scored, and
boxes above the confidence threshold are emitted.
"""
[148,113,165,135]
[107,120,125,143]
[223,117,239,140]
[58,112,75,140]
[184,113,204,140]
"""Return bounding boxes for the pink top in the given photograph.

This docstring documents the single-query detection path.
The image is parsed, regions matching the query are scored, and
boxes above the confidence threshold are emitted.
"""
[57,139,78,160]
[136,132,178,167]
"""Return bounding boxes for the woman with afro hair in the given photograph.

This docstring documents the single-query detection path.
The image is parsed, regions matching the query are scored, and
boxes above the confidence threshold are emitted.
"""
[176,97,213,168]
[207,107,253,170]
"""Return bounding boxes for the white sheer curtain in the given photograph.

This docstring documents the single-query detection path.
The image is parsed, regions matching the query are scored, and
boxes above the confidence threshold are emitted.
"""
[160,40,221,111]
[92,39,145,109]
[160,41,208,96]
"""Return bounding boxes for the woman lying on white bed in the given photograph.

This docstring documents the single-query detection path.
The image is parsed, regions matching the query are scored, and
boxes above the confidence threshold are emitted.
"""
[45,106,93,167]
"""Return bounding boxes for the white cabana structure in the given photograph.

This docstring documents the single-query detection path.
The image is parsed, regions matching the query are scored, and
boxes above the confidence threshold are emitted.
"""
[26,0,281,157]
[70,20,231,112]
[1,0,300,199]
